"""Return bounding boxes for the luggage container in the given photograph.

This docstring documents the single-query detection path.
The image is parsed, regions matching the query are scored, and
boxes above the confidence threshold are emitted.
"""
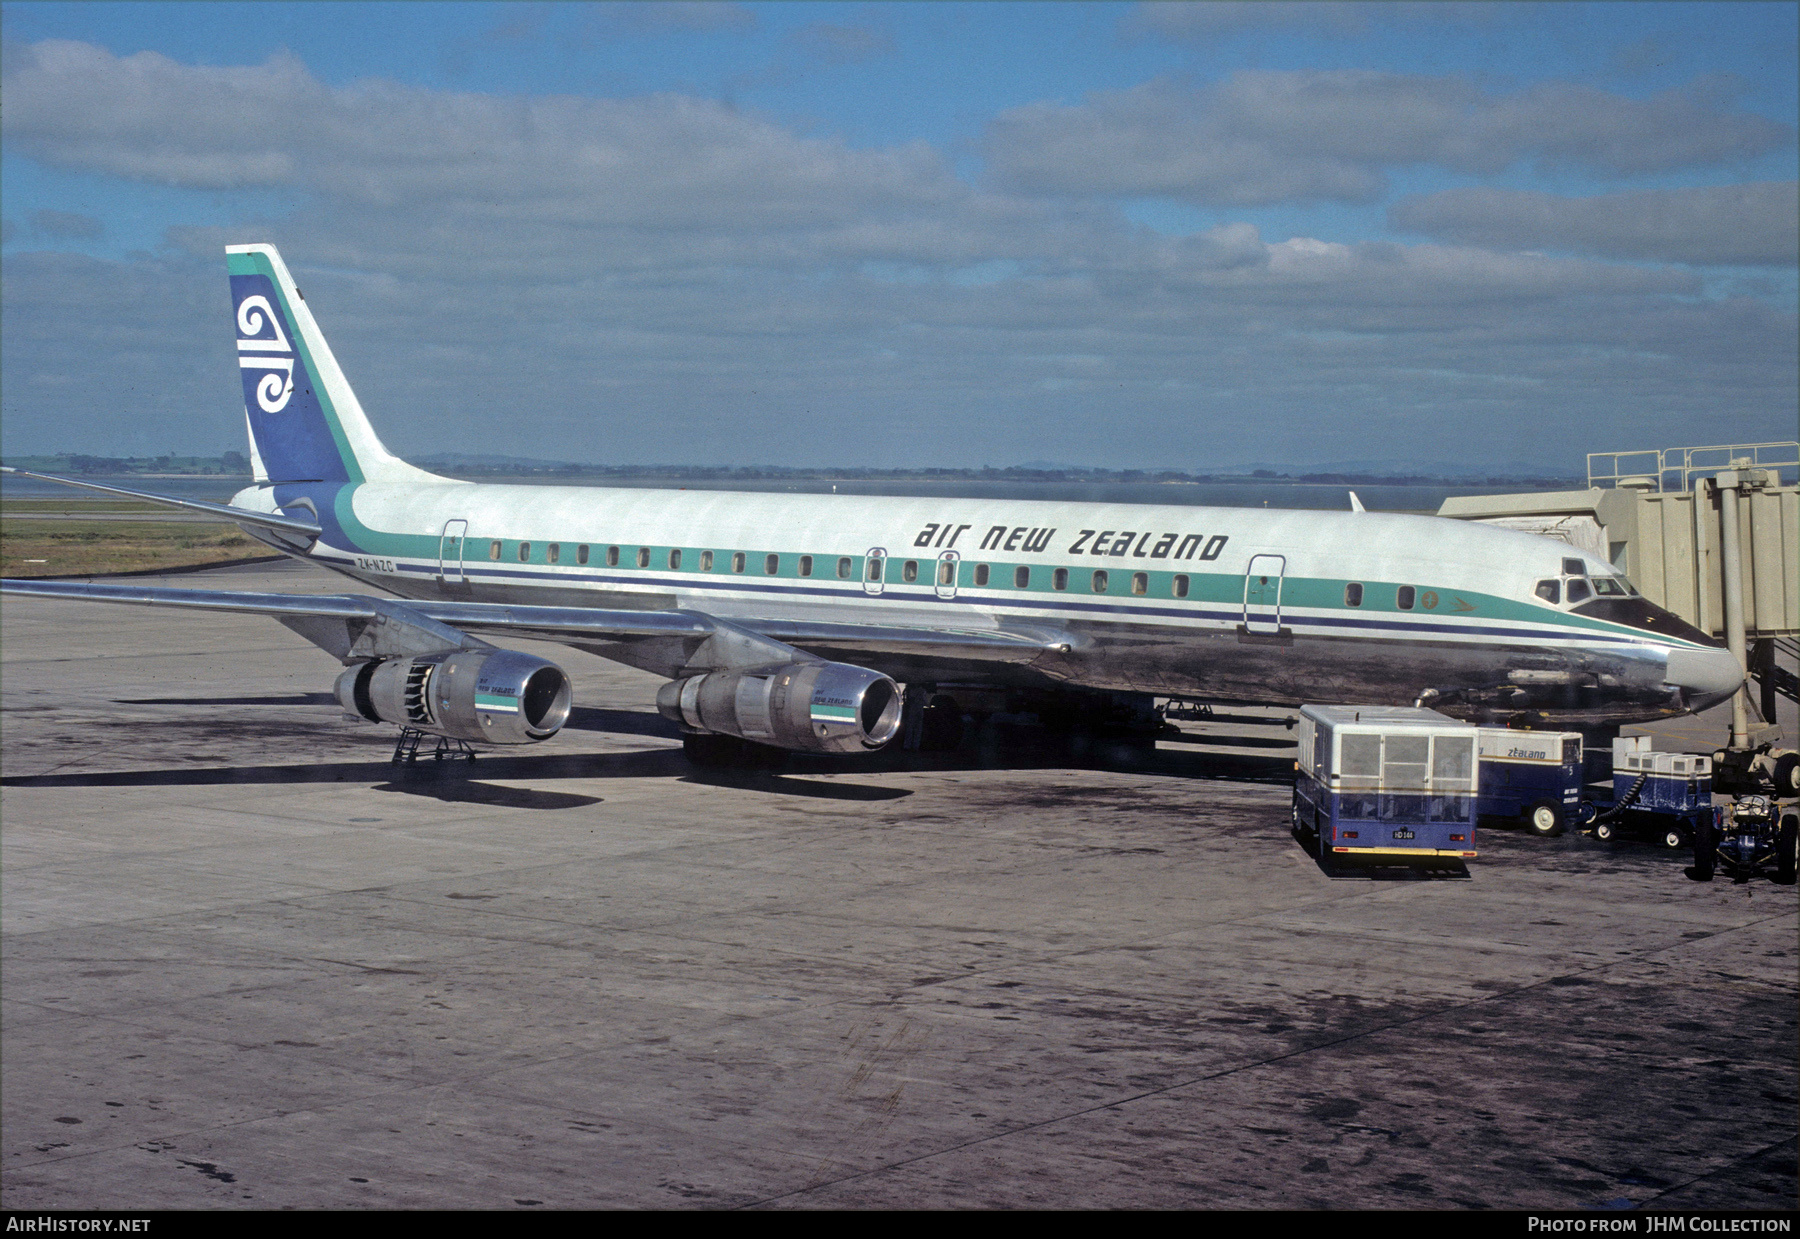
[1585,736,1715,848]
[1292,705,1479,868]
[1476,729,1585,837]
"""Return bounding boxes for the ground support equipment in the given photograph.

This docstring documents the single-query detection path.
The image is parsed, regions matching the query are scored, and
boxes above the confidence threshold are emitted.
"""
[392,727,479,764]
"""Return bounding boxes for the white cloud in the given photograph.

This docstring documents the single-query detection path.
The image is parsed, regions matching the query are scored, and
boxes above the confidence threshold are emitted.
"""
[1389,182,1800,266]
[985,71,1794,205]
[1122,1,1515,42]
[2,40,955,226]
[1,41,1792,469]
[30,209,103,240]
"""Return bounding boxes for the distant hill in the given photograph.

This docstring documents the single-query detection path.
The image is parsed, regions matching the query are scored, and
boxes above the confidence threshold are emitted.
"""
[5,451,1581,488]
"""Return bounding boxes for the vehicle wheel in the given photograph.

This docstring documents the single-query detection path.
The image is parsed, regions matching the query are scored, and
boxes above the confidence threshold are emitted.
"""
[1774,753,1800,799]
[1593,820,1615,842]
[1777,813,1797,886]
[1663,827,1686,850]
[1295,803,1319,842]
[1688,814,1718,881]
[1523,799,1565,838]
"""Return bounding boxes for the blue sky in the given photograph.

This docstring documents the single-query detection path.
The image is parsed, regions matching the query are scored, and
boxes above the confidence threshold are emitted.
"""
[2,1,1795,469]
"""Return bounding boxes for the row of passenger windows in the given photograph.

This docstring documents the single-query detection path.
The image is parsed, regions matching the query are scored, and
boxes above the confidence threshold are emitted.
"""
[474,540,1447,607]
[481,539,1204,595]
[1343,582,1418,609]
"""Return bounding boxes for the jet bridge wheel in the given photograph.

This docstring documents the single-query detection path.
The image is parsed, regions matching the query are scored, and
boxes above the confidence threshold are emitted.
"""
[1522,799,1566,838]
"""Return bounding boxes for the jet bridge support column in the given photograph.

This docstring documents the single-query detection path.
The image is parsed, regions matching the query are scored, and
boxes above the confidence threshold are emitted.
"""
[1711,464,1767,749]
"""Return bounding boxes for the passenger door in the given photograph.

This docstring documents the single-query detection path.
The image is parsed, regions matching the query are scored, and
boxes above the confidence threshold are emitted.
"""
[438,519,468,585]
[1244,554,1286,635]
[935,550,960,600]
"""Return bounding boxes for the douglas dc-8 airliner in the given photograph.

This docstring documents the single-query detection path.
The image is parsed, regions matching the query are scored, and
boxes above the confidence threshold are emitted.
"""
[2,245,1742,769]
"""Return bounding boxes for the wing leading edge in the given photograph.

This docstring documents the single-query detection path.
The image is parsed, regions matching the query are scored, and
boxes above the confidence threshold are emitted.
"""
[0,578,1071,675]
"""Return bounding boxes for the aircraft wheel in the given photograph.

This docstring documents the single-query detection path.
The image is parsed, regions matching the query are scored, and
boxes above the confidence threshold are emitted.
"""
[1774,753,1800,798]
[1523,800,1565,838]
[1593,820,1615,842]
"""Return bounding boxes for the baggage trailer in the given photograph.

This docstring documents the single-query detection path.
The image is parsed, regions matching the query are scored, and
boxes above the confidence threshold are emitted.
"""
[1476,728,1585,838]
[1292,705,1480,870]
[1583,736,1716,849]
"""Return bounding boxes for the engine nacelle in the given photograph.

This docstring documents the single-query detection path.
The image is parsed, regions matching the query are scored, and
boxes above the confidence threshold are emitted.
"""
[656,660,902,754]
[336,648,573,744]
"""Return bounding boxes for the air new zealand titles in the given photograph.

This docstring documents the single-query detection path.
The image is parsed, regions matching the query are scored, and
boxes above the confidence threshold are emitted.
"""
[914,523,1228,561]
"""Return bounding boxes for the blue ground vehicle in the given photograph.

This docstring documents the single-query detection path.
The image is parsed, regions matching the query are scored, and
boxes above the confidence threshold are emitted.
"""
[1585,736,1715,849]
[1476,728,1585,837]
[1292,705,1480,870]
[1692,796,1798,884]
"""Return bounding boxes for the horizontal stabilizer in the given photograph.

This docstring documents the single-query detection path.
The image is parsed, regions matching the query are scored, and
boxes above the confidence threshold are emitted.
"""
[0,467,322,540]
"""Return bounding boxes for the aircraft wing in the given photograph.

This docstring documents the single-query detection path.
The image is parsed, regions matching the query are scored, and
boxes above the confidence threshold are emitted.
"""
[0,466,322,540]
[0,579,1070,672]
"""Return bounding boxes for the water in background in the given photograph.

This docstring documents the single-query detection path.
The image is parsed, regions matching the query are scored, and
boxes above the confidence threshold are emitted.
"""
[1,473,1569,513]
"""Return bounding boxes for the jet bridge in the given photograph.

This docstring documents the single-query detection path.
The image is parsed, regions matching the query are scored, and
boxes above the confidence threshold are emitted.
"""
[1439,442,1799,748]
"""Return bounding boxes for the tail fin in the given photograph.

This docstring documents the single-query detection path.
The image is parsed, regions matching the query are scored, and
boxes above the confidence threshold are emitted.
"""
[226,244,437,487]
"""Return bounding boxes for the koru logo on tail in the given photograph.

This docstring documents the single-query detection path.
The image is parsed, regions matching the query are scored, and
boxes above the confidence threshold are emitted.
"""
[237,294,295,413]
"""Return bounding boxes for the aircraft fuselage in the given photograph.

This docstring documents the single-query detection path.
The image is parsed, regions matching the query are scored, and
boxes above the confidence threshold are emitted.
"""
[235,477,1737,729]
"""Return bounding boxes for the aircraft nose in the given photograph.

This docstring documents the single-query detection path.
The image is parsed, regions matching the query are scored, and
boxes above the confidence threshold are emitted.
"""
[1664,646,1744,713]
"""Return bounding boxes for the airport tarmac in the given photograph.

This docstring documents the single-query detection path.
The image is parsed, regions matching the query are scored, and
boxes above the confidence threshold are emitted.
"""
[2,560,1795,1211]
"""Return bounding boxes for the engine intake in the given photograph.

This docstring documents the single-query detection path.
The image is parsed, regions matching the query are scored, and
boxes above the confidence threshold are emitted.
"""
[336,648,573,744]
[656,660,902,754]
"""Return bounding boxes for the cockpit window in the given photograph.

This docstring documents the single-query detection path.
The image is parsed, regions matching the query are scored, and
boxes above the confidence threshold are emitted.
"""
[1565,579,1591,604]
[1561,557,1585,576]
[1535,579,1560,604]
[1591,577,1627,597]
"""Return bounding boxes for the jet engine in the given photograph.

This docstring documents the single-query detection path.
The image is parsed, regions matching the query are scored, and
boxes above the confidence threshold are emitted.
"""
[656,660,902,754]
[336,648,573,744]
